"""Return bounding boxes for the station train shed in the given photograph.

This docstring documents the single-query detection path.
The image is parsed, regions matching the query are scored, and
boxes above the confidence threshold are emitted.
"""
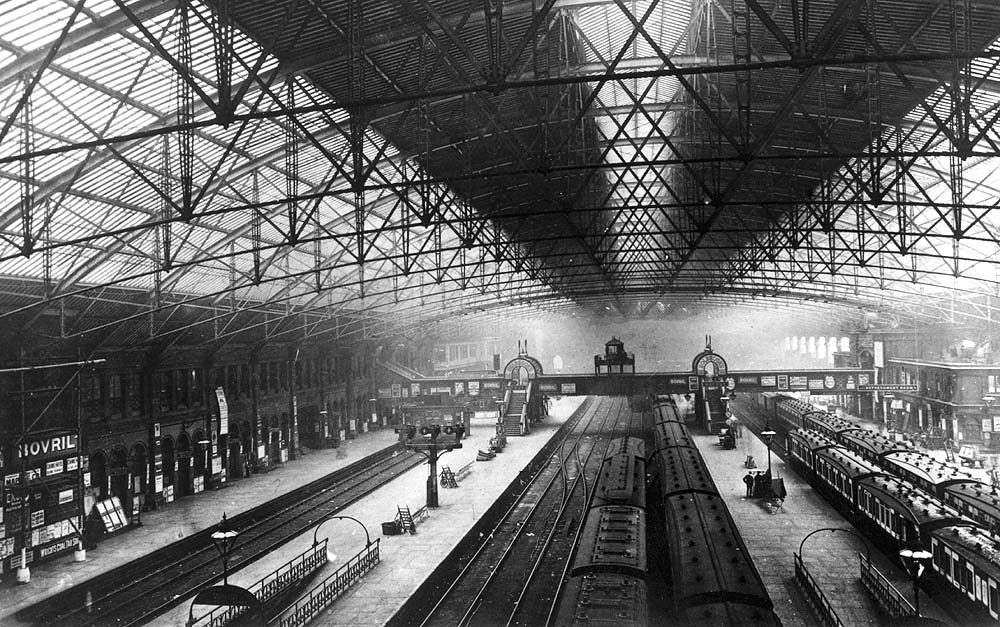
[3,2,1000,625]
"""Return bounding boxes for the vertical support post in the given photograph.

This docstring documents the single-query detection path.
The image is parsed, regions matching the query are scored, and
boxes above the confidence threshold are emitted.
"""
[176,0,194,220]
[285,76,299,245]
[427,446,439,508]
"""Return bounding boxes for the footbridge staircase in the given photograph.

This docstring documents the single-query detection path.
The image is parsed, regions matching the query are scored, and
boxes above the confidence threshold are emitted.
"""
[500,384,531,436]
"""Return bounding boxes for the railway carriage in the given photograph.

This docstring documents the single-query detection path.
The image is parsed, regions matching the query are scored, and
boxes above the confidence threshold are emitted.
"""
[801,412,862,443]
[881,450,975,499]
[654,445,721,497]
[941,481,1000,536]
[593,437,646,509]
[556,572,649,626]
[754,394,1000,624]
[662,491,774,616]
[839,431,912,466]
[929,525,1000,622]
[812,446,883,506]
[653,418,698,449]
[775,398,816,429]
[786,429,836,473]
[854,475,974,547]
[649,398,779,625]
[571,505,647,577]
[681,602,782,626]
[653,398,686,424]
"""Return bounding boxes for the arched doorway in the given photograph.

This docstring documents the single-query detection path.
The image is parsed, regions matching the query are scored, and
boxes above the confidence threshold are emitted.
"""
[109,446,129,515]
[192,430,208,490]
[89,450,109,500]
[130,443,147,512]
[268,416,282,465]
[176,431,191,497]
[228,423,243,480]
[280,414,290,458]
[241,419,254,473]
[161,436,175,501]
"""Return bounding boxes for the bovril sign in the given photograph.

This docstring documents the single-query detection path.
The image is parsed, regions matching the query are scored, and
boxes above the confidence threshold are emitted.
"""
[17,434,78,460]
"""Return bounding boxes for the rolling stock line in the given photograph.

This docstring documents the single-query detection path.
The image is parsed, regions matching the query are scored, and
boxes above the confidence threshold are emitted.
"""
[396,396,644,627]
[648,398,782,626]
[551,434,649,626]
[15,443,423,627]
[740,394,1000,625]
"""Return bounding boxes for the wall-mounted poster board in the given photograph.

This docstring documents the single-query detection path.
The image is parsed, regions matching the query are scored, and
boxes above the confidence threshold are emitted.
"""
[94,497,128,533]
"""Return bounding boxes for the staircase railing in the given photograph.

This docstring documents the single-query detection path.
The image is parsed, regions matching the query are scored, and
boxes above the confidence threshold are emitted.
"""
[375,358,425,380]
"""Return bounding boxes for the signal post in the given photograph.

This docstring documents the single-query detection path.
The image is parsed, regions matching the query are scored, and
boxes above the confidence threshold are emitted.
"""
[398,424,464,508]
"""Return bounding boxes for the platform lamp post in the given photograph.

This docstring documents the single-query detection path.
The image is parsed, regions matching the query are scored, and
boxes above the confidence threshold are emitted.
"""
[761,428,776,477]
[211,513,238,585]
[899,547,932,616]
[313,514,371,549]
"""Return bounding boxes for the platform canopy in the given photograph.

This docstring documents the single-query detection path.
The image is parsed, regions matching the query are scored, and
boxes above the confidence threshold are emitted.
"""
[2,0,1000,345]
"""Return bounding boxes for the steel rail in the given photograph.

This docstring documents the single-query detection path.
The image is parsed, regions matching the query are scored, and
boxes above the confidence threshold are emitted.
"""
[416,397,612,627]
[16,445,421,627]
[509,399,638,627]
[461,399,622,627]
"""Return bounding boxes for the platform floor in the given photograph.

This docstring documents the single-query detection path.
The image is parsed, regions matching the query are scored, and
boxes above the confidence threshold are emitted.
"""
[694,415,960,626]
[0,427,400,626]
[0,398,582,627]
[154,398,581,627]
[0,396,969,627]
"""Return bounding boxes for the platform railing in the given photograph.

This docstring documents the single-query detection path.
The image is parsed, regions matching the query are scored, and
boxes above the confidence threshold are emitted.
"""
[793,552,846,627]
[275,539,381,627]
[188,539,329,627]
[859,551,916,617]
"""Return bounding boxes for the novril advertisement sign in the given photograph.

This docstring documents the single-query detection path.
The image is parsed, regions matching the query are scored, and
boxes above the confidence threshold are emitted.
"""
[17,433,78,460]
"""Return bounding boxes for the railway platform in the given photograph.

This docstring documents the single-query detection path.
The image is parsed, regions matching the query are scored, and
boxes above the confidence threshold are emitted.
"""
[695,418,961,626]
[190,397,579,627]
[38,396,579,627]
[0,427,400,626]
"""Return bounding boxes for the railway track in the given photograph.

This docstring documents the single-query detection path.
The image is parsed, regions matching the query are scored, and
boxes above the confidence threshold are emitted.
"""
[732,397,789,459]
[401,396,643,627]
[15,444,422,627]
[513,402,646,627]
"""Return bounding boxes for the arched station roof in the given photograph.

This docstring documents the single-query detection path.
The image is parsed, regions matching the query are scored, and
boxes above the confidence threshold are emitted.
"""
[2,0,1000,348]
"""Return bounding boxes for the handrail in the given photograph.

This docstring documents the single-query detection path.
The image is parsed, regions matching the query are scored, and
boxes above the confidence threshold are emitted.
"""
[275,540,381,627]
[794,552,845,627]
[188,539,329,627]
[859,551,916,617]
